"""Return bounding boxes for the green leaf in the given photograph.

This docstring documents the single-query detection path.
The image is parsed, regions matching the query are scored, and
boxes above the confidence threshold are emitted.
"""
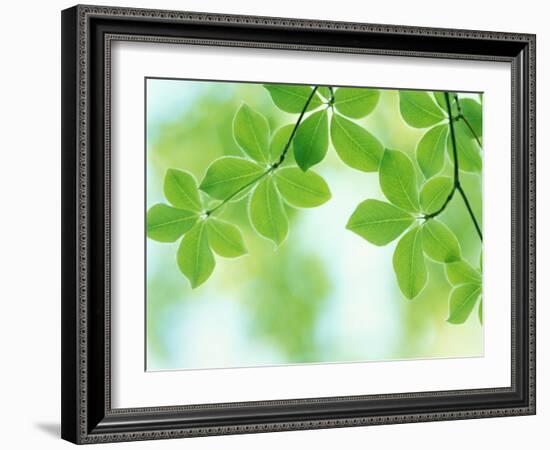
[433,92,448,110]
[460,98,482,138]
[416,124,448,179]
[263,84,322,113]
[206,218,247,258]
[274,167,331,208]
[448,283,481,324]
[294,110,329,171]
[393,225,427,299]
[330,114,383,172]
[379,149,420,212]
[445,260,482,286]
[448,121,482,173]
[399,90,445,128]
[146,204,198,243]
[249,177,288,246]
[334,87,380,118]
[176,222,215,288]
[163,169,202,212]
[233,103,270,163]
[269,124,295,164]
[419,176,453,215]
[199,156,264,200]
[478,299,483,325]
[318,86,332,100]
[422,219,461,263]
[346,199,414,246]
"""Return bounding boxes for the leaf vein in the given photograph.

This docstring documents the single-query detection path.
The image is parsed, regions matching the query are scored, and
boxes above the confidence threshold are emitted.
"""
[336,91,376,105]
[202,171,261,188]
[277,174,323,197]
[243,107,265,160]
[171,173,200,210]
[148,215,196,231]
[335,117,377,165]
[388,155,417,210]
[404,96,443,121]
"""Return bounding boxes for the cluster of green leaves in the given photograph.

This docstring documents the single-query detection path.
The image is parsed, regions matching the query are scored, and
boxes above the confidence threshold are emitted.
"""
[147,91,334,288]
[146,168,248,288]
[147,83,483,325]
[264,84,383,173]
[346,90,483,324]
[147,83,385,289]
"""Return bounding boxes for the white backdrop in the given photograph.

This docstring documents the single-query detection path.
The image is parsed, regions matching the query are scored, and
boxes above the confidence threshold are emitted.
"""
[0,0,545,449]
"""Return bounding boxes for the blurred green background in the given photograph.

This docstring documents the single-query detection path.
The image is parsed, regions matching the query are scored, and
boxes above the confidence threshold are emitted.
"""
[146,79,483,371]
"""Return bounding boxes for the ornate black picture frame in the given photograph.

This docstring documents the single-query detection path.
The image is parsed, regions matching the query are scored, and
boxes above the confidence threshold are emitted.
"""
[61,4,536,444]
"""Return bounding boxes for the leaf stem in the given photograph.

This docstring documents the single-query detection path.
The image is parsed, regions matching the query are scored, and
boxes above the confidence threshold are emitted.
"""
[207,171,270,215]
[447,93,461,184]
[207,86,320,215]
[457,184,483,240]
[328,86,335,104]
[423,187,456,219]
[272,86,319,169]
[424,92,483,242]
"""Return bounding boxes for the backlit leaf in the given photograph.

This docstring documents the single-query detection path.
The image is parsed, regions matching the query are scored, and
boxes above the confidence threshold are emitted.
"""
[460,98,482,138]
[379,149,420,212]
[269,124,295,165]
[164,169,202,212]
[176,222,215,288]
[399,90,445,128]
[419,176,453,215]
[393,225,427,299]
[445,260,482,286]
[275,167,331,208]
[233,103,270,163]
[416,124,448,179]
[249,177,288,246]
[199,156,264,200]
[318,86,332,100]
[330,114,383,172]
[448,283,481,324]
[334,87,380,118]
[263,84,322,113]
[422,219,461,263]
[146,204,198,243]
[207,218,247,258]
[294,110,329,171]
[346,199,414,246]
[448,121,482,173]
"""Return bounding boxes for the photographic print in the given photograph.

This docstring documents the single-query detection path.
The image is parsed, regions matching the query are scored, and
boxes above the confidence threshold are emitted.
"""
[145,79,484,371]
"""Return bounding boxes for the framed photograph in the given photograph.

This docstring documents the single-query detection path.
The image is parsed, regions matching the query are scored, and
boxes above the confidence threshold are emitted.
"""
[61,4,536,444]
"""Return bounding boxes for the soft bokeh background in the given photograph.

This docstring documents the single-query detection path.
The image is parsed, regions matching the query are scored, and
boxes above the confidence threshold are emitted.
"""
[146,78,483,371]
